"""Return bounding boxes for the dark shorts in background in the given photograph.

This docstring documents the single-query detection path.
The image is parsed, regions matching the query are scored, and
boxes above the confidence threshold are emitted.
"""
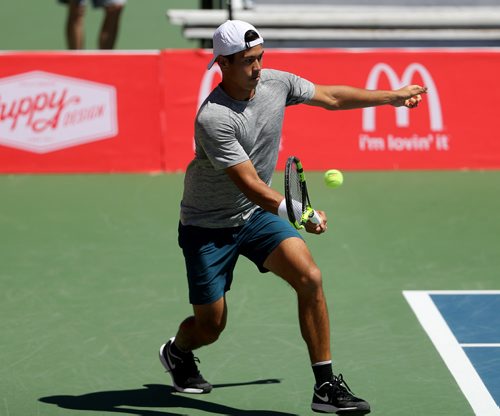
[58,0,126,7]
[178,208,302,305]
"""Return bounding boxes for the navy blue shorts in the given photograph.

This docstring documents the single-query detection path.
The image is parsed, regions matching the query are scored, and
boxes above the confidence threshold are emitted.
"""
[178,209,302,305]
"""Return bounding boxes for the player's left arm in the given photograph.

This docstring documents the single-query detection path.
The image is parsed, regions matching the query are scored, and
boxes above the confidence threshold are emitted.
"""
[305,84,427,111]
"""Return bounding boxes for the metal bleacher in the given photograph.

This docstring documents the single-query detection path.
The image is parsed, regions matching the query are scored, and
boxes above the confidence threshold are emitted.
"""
[167,0,500,48]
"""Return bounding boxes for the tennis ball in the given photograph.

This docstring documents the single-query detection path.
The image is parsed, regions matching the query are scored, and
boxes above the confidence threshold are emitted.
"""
[324,169,344,188]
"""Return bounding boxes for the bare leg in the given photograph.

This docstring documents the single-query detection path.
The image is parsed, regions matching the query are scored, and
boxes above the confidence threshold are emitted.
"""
[174,296,228,352]
[264,237,331,364]
[66,0,85,49]
[99,4,124,49]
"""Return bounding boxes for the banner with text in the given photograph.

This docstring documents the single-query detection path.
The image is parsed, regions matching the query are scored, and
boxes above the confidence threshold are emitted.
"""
[162,49,500,171]
[0,52,163,173]
[1,50,499,172]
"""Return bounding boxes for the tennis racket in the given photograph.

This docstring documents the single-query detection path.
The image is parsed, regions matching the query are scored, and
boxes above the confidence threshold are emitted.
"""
[284,156,322,230]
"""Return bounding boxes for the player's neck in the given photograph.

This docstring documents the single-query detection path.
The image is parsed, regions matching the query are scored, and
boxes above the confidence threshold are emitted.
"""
[220,80,255,101]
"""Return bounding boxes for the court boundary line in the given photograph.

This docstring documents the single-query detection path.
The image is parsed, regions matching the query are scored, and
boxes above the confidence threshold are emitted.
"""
[461,343,500,348]
[403,290,500,416]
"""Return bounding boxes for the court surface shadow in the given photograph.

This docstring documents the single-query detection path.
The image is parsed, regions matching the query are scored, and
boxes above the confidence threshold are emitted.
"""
[39,379,299,416]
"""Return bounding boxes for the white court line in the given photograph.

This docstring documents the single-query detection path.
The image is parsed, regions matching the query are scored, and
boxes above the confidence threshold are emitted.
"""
[416,290,500,295]
[461,344,500,348]
[403,290,500,416]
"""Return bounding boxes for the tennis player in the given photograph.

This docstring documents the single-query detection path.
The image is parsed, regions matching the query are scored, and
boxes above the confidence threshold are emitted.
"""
[159,20,426,414]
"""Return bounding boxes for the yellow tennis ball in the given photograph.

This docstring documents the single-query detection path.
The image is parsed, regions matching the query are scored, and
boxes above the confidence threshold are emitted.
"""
[324,169,344,188]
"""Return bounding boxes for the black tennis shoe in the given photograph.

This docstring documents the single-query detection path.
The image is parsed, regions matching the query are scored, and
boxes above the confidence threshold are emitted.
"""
[311,374,370,414]
[159,337,212,394]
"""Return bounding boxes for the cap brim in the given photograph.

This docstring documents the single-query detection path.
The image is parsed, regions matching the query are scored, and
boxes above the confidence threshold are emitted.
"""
[207,56,217,70]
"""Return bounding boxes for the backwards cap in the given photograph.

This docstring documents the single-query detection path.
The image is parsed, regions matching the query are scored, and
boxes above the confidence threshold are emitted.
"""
[207,20,264,69]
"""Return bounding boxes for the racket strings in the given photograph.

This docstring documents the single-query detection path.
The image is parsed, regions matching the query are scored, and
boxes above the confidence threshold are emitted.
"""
[289,163,305,221]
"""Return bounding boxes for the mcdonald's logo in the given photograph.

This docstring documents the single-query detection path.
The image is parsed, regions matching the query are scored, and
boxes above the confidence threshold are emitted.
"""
[363,63,443,132]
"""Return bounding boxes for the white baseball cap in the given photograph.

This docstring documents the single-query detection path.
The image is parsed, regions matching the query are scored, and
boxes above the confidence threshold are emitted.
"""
[207,20,264,69]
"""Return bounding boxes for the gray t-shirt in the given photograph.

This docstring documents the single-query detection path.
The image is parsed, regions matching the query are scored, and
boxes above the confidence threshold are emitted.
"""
[180,68,315,228]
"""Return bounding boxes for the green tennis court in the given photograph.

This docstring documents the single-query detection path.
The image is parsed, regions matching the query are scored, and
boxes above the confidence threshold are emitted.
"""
[1,170,499,415]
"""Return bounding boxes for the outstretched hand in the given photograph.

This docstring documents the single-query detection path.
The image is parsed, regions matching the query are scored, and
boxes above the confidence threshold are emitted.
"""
[391,85,428,108]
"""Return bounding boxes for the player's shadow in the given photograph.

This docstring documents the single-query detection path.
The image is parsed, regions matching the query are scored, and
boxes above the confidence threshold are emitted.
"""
[39,379,299,416]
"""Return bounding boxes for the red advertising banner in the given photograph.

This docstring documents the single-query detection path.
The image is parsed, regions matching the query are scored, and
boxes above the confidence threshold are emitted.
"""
[0,52,163,173]
[1,49,500,173]
[162,49,500,171]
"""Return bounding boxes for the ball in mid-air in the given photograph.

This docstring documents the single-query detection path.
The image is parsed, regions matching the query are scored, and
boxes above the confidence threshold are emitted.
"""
[324,169,343,188]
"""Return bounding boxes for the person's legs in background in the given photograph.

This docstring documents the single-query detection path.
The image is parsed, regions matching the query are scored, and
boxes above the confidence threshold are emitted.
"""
[65,0,86,49]
[99,2,125,49]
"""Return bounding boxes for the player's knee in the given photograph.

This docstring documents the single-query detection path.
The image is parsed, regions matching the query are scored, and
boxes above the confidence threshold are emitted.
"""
[297,265,323,294]
[199,320,225,345]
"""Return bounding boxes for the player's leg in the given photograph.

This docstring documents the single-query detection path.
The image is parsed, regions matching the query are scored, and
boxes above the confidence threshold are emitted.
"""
[99,2,124,49]
[263,237,330,364]
[66,0,86,49]
[264,237,370,414]
[160,223,238,394]
[159,297,227,394]
[175,296,228,352]
[238,209,330,364]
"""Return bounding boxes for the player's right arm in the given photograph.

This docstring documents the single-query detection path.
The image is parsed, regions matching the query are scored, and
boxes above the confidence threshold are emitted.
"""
[225,160,327,234]
[225,160,284,215]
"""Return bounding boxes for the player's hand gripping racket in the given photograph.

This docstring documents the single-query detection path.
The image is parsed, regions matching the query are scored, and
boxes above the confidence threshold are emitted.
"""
[284,156,322,230]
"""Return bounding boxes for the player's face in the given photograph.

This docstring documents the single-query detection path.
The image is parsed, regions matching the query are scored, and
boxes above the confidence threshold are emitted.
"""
[222,45,264,99]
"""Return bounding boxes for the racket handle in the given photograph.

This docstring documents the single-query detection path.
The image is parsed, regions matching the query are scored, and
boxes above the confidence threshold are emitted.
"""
[309,210,322,224]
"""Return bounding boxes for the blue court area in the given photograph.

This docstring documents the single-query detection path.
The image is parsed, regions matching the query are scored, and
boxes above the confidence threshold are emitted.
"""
[431,294,500,408]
